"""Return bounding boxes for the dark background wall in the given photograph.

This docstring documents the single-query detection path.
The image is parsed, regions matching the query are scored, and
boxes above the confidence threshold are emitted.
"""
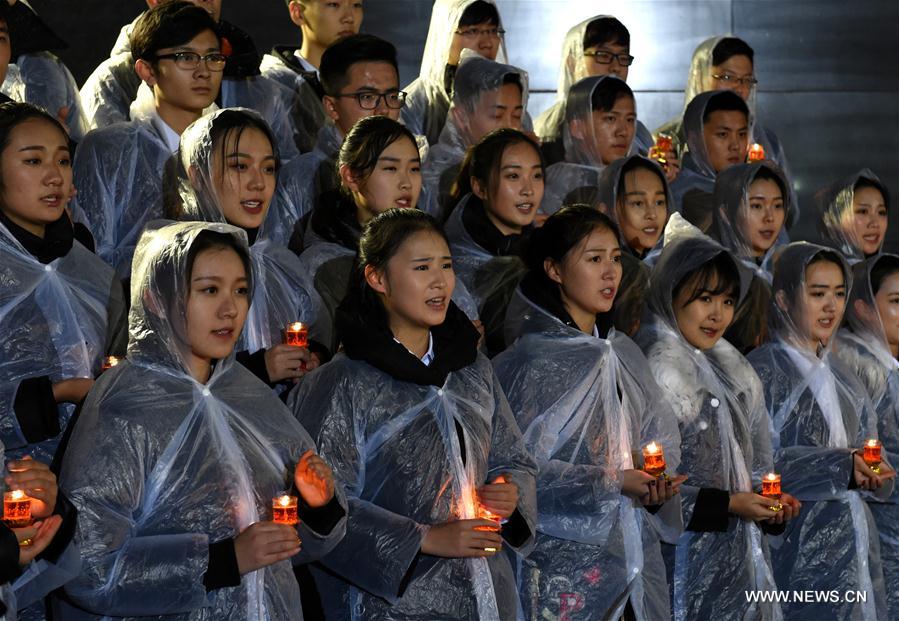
[24,0,899,250]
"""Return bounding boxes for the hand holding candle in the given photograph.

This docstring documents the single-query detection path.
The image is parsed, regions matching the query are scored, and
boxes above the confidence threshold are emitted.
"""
[642,442,667,478]
[5,458,56,519]
[863,439,882,474]
[761,472,782,511]
[3,490,32,528]
[294,450,335,508]
[477,473,518,521]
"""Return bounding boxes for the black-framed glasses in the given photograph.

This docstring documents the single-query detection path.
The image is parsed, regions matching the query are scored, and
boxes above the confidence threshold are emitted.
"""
[711,73,758,87]
[155,52,227,71]
[454,27,505,39]
[330,90,408,110]
[583,50,635,66]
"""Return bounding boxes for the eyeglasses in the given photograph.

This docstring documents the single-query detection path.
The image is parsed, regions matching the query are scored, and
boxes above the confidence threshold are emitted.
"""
[583,50,635,67]
[330,90,408,110]
[455,27,505,39]
[712,73,758,87]
[155,52,227,72]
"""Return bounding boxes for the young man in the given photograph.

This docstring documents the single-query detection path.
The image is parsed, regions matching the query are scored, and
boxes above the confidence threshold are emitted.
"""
[79,0,299,160]
[421,51,526,216]
[535,15,656,166]
[0,1,88,140]
[261,0,363,153]
[670,90,750,227]
[402,0,506,146]
[73,2,224,279]
[269,33,403,249]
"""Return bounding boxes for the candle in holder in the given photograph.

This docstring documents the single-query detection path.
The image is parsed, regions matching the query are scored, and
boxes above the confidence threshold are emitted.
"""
[761,472,782,511]
[747,143,766,162]
[649,133,674,170]
[3,490,32,528]
[863,439,882,474]
[101,355,121,371]
[272,494,298,525]
[284,322,308,348]
[642,442,667,478]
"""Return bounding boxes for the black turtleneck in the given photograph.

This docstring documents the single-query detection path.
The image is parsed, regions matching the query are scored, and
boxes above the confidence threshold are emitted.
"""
[461,195,530,258]
[308,190,362,252]
[0,210,74,264]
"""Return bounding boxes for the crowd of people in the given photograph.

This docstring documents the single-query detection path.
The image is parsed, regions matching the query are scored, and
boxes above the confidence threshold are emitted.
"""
[0,0,894,619]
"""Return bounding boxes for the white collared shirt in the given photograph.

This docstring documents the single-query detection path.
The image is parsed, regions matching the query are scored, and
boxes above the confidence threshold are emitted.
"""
[150,113,182,154]
[293,51,319,78]
[395,332,435,367]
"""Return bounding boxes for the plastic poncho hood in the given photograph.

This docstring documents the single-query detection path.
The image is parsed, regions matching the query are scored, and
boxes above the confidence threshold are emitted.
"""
[815,169,889,264]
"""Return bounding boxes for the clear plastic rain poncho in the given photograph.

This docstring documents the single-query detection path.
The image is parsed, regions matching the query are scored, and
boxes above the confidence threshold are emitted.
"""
[833,254,899,618]
[400,0,508,146]
[10,53,89,142]
[597,154,673,262]
[267,123,344,248]
[493,286,682,621]
[176,108,320,352]
[0,218,124,464]
[288,320,536,619]
[421,50,529,217]
[746,242,889,620]
[634,230,784,620]
[258,51,329,155]
[533,16,653,156]
[815,169,889,264]
[541,75,633,216]
[58,220,346,621]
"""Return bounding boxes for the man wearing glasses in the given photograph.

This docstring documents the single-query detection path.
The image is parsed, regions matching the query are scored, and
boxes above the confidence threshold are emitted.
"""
[535,16,658,169]
[72,2,224,279]
[272,34,413,250]
[402,0,507,146]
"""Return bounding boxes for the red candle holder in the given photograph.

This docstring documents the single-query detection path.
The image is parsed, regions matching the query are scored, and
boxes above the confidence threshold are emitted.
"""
[101,356,121,371]
[642,442,667,478]
[864,439,882,474]
[284,322,308,348]
[747,143,765,162]
[3,490,32,529]
[649,133,674,170]
[761,472,782,512]
[272,494,298,525]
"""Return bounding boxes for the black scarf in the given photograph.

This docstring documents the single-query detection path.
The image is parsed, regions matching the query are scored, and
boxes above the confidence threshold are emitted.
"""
[0,210,74,264]
[308,190,362,251]
[461,195,531,257]
[336,285,479,387]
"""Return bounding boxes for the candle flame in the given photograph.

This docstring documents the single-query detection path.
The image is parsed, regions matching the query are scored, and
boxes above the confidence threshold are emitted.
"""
[645,442,660,454]
[277,495,292,507]
[288,322,305,331]
[867,438,880,447]
[766,472,778,481]
[9,490,23,500]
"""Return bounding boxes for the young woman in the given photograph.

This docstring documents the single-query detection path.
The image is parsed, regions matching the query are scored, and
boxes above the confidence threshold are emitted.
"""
[747,242,894,620]
[835,254,899,619]
[176,108,321,387]
[402,0,508,145]
[289,208,536,619]
[711,161,792,352]
[492,206,684,620]
[816,169,889,263]
[59,221,346,620]
[597,154,672,262]
[0,102,126,465]
[541,75,637,216]
[635,231,800,620]
[445,127,544,354]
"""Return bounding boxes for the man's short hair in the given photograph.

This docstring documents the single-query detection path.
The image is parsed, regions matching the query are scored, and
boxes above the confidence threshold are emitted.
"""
[702,90,749,124]
[130,1,219,63]
[583,16,629,50]
[320,34,398,96]
[712,37,754,66]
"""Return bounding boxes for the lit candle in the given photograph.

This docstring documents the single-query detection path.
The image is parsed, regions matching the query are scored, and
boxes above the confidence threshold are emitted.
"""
[272,494,299,525]
[747,143,766,162]
[655,134,673,154]
[3,490,32,528]
[649,133,674,170]
[101,355,121,371]
[863,439,882,474]
[284,322,308,348]
[476,474,505,532]
[642,442,667,478]
[761,472,783,513]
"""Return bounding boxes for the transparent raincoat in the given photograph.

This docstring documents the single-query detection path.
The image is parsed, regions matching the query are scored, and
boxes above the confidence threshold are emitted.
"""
[541,75,634,216]
[634,231,784,620]
[288,293,536,620]
[493,286,681,620]
[533,16,652,158]
[655,35,790,175]
[747,242,889,620]
[10,54,89,142]
[259,50,328,155]
[0,218,124,464]
[58,221,346,620]
[176,108,319,352]
[596,154,672,262]
[421,50,529,217]
[833,254,899,618]
[815,169,889,264]
[400,0,508,146]
[711,162,793,351]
